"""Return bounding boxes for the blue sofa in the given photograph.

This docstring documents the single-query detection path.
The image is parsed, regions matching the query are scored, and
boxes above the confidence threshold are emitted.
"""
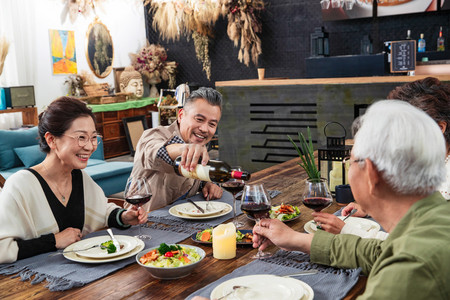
[0,127,133,196]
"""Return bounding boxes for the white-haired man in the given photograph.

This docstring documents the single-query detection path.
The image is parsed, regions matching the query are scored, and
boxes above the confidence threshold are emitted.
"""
[252,100,450,299]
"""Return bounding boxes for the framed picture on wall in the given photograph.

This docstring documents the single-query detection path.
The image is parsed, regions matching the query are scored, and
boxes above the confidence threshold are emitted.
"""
[49,29,77,74]
[321,1,373,21]
[377,0,437,17]
[85,17,114,78]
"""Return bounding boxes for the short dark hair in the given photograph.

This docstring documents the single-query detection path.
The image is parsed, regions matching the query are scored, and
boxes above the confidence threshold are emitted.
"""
[184,87,222,111]
[388,77,450,147]
[38,97,96,153]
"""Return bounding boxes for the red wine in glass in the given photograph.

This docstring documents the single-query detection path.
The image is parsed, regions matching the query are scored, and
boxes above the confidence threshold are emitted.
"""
[221,181,245,196]
[302,197,332,212]
[241,202,271,220]
[125,194,152,206]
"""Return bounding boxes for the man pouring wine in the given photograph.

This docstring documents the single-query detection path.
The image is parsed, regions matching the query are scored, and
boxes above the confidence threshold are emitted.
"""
[127,87,224,211]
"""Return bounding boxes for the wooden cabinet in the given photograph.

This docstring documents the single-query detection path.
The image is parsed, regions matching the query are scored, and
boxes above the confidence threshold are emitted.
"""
[94,104,157,158]
[0,107,38,126]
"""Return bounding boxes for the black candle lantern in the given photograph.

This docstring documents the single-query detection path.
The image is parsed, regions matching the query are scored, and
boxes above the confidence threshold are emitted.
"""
[318,122,352,194]
[310,27,329,57]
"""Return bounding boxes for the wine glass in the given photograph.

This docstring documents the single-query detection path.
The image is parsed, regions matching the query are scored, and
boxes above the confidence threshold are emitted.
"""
[124,176,152,240]
[241,183,272,259]
[302,178,333,228]
[221,166,245,228]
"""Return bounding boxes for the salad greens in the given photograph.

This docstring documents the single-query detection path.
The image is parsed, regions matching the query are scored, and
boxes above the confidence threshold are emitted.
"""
[139,243,201,268]
[195,228,253,243]
[269,204,301,221]
[101,240,117,254]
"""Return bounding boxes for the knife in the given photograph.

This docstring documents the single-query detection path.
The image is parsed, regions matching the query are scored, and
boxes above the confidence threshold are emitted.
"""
[107,228,121,253]
[187,199,205,213]
[282,269,319,277]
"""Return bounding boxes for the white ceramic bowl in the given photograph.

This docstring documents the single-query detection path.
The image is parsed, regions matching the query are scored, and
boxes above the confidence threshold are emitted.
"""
[136,244,205,280]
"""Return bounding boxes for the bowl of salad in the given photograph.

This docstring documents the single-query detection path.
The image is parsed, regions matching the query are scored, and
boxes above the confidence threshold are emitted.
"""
[136,243,205,279]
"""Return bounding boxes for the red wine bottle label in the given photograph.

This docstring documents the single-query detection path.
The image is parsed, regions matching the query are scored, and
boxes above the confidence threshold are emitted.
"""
[178,164,211,181]
[231,170,244,179]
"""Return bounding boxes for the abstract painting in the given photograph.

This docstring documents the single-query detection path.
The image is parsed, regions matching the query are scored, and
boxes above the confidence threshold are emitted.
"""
[49,29,77,74]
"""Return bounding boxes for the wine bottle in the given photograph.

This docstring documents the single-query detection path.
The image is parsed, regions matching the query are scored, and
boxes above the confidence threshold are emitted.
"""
[418,33,426,53]
[437,26,445,51]
[173,157,251,183]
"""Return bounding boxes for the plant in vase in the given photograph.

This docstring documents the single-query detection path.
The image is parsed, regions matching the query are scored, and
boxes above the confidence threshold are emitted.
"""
[130,43,177,98]
[288,128,333,213]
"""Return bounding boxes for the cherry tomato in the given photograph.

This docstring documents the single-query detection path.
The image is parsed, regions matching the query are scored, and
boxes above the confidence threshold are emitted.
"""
[164,251,174,257]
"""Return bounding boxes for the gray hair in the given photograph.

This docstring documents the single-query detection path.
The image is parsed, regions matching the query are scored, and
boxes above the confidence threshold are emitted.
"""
[184,87,222,111]
[353,100,446,196]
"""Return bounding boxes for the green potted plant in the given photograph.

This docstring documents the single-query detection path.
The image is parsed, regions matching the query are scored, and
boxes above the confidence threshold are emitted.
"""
[288,128,333,212]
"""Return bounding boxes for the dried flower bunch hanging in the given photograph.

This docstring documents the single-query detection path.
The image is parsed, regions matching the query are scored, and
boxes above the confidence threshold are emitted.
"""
[219,0,264,66]
[0,36,10,76]
[130,43,177,88]
[144,0,220,80]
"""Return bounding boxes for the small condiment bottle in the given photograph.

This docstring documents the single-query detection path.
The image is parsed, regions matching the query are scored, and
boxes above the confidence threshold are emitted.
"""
[212,223,236,259]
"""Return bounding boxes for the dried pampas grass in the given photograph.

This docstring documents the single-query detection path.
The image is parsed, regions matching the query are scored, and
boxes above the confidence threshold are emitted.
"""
[0,36,10,76]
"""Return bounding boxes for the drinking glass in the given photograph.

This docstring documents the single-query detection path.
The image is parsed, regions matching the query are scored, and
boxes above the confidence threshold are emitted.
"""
[124,176,152,240]
[302,178,333,228]
[241,183,272,259]
[221,166,245,228]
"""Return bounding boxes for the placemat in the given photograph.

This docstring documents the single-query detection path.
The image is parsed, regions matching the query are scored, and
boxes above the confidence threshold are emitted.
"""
[0,226,184,291]
[186,250,362,300]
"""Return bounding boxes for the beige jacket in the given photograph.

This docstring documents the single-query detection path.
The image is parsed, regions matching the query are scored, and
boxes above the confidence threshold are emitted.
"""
[129,121,201,211]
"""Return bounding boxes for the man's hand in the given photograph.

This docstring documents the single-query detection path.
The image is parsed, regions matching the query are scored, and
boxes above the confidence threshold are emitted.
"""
[202,182,223,199]
[252,218,312,253]
[167,143,209,172]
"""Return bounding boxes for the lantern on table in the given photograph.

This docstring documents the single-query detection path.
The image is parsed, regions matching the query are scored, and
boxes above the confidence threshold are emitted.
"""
[318,122,352,195]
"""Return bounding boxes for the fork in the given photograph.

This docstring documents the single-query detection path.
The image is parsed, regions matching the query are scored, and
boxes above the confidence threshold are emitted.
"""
[342,208,358,221]
[216,285,249,300]
[205,193,211,211]
[50,244,106,256]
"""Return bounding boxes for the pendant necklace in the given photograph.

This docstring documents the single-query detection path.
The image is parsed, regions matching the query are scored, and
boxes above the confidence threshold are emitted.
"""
[42,163,69,204]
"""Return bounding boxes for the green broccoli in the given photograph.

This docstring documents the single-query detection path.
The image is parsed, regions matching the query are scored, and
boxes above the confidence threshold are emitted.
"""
[101,240,117,254]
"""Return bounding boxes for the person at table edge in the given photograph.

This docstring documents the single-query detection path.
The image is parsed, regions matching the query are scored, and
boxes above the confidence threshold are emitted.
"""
[0,97,147,264]
[126,87,223,211]
[252,100,450,299]
[314,77,450,239]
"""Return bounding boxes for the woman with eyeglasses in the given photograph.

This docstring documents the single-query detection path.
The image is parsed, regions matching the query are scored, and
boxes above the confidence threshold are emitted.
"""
[0,97,147,263]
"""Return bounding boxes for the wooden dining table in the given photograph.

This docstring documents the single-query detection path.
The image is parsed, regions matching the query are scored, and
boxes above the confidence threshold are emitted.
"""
[0,157,367,299]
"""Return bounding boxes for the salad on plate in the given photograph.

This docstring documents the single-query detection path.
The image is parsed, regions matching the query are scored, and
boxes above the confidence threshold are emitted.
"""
[269,204,301,222]
[194,228,253,244]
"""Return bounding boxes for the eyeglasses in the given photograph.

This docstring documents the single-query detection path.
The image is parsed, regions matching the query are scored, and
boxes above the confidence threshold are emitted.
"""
[343,156,364,166]
[63,134,102,147]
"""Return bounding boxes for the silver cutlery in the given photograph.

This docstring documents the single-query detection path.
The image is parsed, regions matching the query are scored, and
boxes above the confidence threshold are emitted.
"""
[50,244,106,256]
[187,198,205,213]
[342,208,358,221]
[205,193,211,211]
[107,228,121,253]
[216,285,249,300]
[282,269,319,277]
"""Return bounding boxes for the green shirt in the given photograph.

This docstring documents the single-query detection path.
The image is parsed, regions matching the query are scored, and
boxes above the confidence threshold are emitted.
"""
[311,192,450,300]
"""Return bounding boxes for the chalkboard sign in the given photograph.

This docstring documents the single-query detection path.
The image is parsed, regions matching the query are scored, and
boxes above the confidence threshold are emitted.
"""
[390,40,416,73]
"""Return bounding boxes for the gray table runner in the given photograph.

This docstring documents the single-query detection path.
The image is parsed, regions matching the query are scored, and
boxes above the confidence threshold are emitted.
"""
[187,250,362,300]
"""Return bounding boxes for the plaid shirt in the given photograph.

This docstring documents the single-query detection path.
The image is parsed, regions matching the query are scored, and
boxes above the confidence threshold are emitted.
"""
[156,135,185,165]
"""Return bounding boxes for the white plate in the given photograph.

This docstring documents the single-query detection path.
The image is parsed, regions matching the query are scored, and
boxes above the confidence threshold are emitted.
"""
[63,237,144,263]
[169,202,232,220]
[175,201,227,217]
[211,274,313,300]
[71,235,138,258]
[304,216,381,234]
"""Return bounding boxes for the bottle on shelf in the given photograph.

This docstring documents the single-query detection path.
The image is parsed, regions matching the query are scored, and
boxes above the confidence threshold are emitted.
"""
[406,29,412,40]
[418,33,426,53]
[173,156,251,183]
[437,26,445,51]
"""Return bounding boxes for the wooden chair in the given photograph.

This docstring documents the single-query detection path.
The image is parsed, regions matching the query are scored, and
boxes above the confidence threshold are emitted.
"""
[0,174,5,189]
[107,198,125,208]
